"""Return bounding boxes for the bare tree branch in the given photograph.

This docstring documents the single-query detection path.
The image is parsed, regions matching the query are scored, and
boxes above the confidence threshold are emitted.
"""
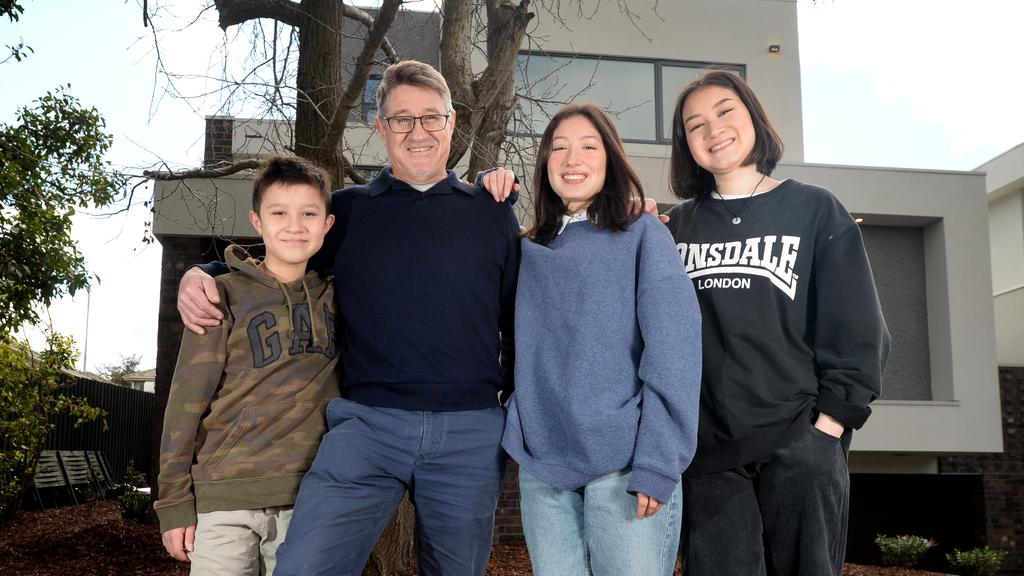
[321,0,402,157]
[214,0,301,28]
[144,159,262,180]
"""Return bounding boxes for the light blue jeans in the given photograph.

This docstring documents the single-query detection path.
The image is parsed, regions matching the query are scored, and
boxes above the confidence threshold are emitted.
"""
[519,467,683,576]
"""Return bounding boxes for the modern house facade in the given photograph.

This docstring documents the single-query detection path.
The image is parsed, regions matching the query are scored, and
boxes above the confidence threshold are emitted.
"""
[152,0,1018,569]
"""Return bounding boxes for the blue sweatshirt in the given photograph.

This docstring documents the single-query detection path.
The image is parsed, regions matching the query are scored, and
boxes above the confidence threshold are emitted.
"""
[502,214,702,504]
[204,167,521,411]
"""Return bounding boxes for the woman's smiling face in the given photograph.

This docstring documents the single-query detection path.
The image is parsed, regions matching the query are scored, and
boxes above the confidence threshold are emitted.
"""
[681,84,757,178]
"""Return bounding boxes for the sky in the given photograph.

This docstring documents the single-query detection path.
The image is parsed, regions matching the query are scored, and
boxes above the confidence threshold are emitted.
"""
[1,0,1023,374]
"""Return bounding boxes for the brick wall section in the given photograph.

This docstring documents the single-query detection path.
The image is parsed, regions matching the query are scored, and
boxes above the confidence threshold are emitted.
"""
[493,461,524,545]
[939,366,1024,574]
[203,116,234,166]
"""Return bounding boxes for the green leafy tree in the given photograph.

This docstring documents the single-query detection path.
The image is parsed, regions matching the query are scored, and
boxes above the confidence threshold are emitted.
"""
[0,87,126,335]
[0,332,106,518]
[98,354,142,386]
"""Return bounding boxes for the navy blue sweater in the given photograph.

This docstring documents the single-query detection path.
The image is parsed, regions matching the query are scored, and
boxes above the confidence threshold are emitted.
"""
[206,167,520,411]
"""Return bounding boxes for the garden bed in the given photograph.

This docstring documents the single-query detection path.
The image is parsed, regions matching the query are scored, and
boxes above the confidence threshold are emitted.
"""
[0,501,953,575]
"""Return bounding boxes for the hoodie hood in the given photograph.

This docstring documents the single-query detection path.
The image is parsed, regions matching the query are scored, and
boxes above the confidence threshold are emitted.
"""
[223,244,332,345]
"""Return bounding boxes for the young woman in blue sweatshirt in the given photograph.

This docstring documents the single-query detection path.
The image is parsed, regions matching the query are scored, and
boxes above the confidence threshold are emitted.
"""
[501,103,702,576]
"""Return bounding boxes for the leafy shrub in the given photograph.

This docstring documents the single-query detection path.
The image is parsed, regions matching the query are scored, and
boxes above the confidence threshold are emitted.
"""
[116,488,151,523]
[946,546,1007,576]
[875,533,936,568]
[115,460,151,523]
[0,333,105,518]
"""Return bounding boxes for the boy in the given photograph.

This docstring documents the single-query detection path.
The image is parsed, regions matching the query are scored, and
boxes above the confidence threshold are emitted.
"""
[154,156,338,575]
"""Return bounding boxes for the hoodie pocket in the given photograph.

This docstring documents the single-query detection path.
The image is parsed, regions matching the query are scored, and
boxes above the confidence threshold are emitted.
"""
[204,401,325,481]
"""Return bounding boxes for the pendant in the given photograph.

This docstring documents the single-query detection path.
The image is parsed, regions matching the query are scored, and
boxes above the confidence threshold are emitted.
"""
[732,216,742,225]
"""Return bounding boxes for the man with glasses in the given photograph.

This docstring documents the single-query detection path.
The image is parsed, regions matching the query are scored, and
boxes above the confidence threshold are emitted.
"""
[175,60,520,576]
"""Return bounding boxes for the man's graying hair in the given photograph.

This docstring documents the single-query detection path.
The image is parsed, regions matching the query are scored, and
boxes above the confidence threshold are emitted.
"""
[376,60,453,115]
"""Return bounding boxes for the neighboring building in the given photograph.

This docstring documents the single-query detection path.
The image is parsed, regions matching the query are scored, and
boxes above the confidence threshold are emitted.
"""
[978,143,1024,368]
[152,0,1014,569]
[122,368,156,394]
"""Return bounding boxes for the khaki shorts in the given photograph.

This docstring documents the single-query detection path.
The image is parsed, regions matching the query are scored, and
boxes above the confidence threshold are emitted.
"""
[188,506,293,576]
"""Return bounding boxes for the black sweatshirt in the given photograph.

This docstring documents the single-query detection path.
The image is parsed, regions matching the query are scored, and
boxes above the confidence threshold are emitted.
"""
[664,179,891,476]
[204,167,520,411]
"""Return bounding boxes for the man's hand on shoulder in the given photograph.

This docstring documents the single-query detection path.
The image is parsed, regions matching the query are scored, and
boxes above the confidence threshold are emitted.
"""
[178,267,223,335]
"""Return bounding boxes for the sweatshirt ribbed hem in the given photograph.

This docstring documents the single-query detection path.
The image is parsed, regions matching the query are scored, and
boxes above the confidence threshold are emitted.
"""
[193,474,303,514]
[684,405,812,477]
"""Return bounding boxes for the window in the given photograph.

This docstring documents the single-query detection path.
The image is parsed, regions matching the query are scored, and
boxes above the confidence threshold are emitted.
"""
[362,75,382,122]
[514,52,743,143]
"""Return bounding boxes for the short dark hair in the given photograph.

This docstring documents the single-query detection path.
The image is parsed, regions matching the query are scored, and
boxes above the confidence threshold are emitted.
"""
[669,69,784,200]
[252,155,331,213]
[530,103,644,246]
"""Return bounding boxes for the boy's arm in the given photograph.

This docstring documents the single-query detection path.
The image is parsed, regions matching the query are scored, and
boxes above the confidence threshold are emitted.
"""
[154,285,231,534]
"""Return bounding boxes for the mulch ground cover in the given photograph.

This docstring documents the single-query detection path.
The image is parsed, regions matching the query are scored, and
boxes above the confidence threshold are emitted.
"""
[0,501,953,576]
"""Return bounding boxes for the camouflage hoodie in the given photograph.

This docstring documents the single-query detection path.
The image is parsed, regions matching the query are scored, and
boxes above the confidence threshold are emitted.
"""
[154,245,339,532]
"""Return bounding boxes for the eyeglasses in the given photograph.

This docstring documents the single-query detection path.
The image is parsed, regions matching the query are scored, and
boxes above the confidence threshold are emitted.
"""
[381,113,451,133]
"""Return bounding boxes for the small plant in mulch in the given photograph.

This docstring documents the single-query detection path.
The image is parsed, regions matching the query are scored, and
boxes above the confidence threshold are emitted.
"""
[114,460,151,523]
[946,546,1007,576]
[875,533,937,568]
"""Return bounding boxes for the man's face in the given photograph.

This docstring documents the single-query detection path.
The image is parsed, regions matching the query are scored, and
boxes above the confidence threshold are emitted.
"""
[375,84,454,185]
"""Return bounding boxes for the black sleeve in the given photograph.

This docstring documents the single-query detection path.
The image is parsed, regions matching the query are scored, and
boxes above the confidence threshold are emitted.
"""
[198,261,230,277]
[813,222,892,429]
[497,203,521,404]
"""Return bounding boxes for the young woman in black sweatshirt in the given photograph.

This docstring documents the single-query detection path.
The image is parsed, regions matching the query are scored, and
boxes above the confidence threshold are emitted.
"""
[662,70,891,576]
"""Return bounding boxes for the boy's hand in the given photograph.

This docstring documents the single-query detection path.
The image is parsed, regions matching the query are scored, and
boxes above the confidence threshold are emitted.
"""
[178,267,223,335]
[162,525,196,561]
[482,167,519,202]
[636,492,663,519]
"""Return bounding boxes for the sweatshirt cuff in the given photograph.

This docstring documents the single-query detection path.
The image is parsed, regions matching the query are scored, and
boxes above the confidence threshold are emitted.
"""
[154,498,198,533]
[816,388,872,429]
[627,466,680,505]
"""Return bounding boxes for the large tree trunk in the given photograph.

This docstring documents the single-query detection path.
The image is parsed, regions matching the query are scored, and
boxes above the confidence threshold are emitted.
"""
[363,494,415,576]
[295,0,346,187]
[442,0,533,176]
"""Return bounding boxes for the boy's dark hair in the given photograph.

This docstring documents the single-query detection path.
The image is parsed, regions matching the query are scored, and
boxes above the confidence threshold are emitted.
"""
[252,156,331,213]
[529,103,644,246]
[669,69,784,200]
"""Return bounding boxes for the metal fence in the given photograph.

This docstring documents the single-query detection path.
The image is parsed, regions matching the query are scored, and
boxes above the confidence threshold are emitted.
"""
[45,377,154,484]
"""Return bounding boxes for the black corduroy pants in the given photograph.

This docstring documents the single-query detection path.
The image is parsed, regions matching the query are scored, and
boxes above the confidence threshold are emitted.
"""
[682,421,851,576]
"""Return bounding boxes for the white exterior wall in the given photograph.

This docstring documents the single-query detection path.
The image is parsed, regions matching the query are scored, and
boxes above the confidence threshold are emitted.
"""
[979,143,1024,366]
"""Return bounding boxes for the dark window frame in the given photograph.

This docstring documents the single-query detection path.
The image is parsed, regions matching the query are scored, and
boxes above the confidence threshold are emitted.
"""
[514,51,746,144]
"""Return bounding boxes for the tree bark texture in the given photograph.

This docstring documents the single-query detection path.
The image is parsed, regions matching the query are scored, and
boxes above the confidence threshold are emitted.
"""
[443,0,533,176]
[362,494,415,576]
[294,0,346,187]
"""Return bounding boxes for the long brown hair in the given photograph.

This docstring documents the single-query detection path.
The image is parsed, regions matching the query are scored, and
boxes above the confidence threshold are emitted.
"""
[669,70,784,200]
[530,103,644,246]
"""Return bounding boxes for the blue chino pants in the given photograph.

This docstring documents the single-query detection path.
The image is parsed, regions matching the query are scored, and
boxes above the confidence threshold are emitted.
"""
[274,398,507,576]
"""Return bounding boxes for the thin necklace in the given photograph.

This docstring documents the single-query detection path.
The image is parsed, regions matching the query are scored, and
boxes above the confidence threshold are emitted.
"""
[715,172,767,225]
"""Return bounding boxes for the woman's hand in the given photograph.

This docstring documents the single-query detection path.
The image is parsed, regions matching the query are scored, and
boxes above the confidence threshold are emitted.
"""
[481,167,519,202]
[814,412,845,439]
[636,492,664,519]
